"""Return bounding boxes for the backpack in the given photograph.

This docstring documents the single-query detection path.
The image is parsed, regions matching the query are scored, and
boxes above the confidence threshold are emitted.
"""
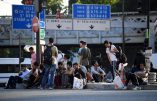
[112,45,127,63]
[115,46,122,61]
[119,53,127,63]
[44,45,53,64]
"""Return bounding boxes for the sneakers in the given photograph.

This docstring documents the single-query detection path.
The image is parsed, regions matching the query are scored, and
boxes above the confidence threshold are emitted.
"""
[132,86,141,90]
[122,86,127,90]
[40,87,44,90]
[48,87,53,90]
[91,80,95,83]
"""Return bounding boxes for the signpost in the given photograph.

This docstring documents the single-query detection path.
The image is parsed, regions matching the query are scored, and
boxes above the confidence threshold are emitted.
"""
[46,19,72,30]
[39,9,46,29]
[73,19,110,31]
[12,5,45,29]
[72,4,111,19]
[12,4,46,65]
[12,5,35,29]
[72,4,111,31]
[40,29,45,39]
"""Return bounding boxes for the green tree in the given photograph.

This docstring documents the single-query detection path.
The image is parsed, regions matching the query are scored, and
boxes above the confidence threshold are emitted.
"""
[76,0,119,5]
[46,0,63,14]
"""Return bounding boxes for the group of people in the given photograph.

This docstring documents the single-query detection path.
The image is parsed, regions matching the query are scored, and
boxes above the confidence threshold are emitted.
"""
[104,40,148,90]
[4,38,148,90]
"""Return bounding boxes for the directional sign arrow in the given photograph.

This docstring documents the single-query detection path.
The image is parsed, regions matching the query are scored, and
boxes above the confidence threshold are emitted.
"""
[89,25,94,29]
[57,24,62,29]
[26,23,31,28]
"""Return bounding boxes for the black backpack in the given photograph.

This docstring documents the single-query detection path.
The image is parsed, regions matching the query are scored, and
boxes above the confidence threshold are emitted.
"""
[119,53,127,63]
[44,45,53,64]
[115,46,122,61]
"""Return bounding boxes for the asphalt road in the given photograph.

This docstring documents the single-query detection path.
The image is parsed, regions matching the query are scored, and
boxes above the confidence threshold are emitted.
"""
[0,89,157,101]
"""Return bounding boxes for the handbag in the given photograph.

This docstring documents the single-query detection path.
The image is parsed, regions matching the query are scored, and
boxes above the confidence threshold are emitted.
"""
[73,77,83,89]
[113,75,124,89]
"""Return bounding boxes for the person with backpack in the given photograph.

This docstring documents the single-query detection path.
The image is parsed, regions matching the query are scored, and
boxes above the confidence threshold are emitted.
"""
[41,38,58,90]
[104,40,119,82]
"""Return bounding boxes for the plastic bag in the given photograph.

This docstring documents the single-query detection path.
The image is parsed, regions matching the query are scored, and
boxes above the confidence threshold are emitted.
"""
[113,76,124,89]
[73,77,83,89]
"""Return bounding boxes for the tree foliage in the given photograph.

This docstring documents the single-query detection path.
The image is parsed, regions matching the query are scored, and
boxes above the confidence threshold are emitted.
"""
[76,0,119,5]
[46,0,63,14]
[46,0,120,14]
[46,0,157,15]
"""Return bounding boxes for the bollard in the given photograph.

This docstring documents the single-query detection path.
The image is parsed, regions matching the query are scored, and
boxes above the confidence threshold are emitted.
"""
[148,72,156,84]
[144,47,152,84]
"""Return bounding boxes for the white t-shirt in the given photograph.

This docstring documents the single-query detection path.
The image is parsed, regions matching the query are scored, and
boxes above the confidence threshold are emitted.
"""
[78,48,82,55]
[106,45,117,61]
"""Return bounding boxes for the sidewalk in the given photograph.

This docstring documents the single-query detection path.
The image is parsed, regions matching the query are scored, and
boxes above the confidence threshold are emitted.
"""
[86,82,157,90]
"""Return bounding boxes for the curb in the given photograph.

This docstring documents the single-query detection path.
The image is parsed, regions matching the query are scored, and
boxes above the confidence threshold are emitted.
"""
[86,82,157,90]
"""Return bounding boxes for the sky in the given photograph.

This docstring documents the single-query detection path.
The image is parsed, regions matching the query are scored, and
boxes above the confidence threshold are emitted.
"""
[0,0,68,16]
[0,0,22,16]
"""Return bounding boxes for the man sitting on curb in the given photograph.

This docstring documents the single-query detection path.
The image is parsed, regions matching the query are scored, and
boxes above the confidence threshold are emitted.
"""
[5,67,31,89]
[124,63,148,90]
[90,60,106,82]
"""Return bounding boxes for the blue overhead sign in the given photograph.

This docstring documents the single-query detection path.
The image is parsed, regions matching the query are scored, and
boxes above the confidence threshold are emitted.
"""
[39,9,46,29]
[12,5,35,29]
[72,4,111,19]
[12,5,45,29]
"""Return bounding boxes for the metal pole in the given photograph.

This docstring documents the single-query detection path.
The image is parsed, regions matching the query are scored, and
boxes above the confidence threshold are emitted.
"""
[19,34,21,71]
[33,0,41,64]
[36,12,41,64]
[122,0,125,52]
[147,0,150,47]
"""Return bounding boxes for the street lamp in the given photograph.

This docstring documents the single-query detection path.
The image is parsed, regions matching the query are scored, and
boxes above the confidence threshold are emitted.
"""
[122,0,125,53]
[146,0,150,48]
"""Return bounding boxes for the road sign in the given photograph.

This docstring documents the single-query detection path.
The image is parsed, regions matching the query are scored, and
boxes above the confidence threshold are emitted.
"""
[12,5,45,29]
[32,17,39,33]
[12,5,35,29]
[46,19,72,30]
[72,4,111,19]
[40,29,45,39]
[73,19,110,31]
[39,9,45,28]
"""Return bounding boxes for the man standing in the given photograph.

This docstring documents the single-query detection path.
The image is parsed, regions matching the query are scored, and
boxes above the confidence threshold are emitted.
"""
[79,41,91,70]
[104,40,119,81]
[41,38,58,89]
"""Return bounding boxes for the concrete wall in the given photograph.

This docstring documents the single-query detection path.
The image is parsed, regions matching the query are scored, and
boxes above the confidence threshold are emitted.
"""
[0,15,156,45]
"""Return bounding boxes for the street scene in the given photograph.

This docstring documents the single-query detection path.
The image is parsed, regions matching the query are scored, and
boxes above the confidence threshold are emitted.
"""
[0,0,157,101]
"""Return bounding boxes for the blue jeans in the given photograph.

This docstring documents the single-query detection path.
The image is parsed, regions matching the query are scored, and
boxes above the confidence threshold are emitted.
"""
[41,64,56,88]
[111,61,117,80]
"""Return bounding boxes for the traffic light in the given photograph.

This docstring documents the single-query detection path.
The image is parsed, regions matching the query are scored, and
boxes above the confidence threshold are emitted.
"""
[21,0,33,5]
